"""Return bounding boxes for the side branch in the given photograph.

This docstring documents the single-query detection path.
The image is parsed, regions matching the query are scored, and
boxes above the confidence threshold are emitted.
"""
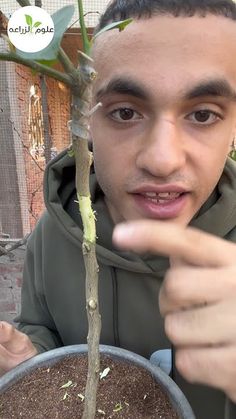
[57,47,77,76]
[0,52,73,86]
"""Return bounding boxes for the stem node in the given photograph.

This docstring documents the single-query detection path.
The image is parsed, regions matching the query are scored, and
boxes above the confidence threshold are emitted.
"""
[88,299,97,310]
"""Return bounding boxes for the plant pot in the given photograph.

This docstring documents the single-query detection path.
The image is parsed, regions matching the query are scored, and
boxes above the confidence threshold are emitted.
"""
[0,344,195,418]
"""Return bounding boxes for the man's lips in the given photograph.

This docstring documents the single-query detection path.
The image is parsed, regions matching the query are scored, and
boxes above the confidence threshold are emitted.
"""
[129,186,189,219]
[131,184,188,194]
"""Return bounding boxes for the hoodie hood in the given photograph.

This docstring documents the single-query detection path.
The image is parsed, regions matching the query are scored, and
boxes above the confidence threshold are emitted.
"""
[44,150,236,273]
[190,158,236,236]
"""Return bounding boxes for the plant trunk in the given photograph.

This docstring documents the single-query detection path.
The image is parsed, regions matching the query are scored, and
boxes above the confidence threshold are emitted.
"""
[71,53,101,419]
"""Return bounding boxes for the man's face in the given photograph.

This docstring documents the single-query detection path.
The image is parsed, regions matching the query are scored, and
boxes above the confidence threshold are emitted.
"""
[90,15,236,225]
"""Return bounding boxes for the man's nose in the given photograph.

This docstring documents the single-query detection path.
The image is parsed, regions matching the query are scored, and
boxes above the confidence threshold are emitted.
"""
[136,117,186,178]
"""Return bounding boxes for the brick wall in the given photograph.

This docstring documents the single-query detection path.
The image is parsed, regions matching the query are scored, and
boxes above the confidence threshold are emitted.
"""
[0,30,87,324]
[15,29,84,231]
[1,29,88,235]
[15,64,45,230]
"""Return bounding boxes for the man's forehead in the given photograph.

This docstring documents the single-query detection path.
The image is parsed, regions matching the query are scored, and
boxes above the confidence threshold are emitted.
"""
[93,13,236,55]
[93,14,236,103]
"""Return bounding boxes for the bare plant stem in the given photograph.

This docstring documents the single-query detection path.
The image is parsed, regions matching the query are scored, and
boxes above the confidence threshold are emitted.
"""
[3,1,102,415]
[71,53,101,419]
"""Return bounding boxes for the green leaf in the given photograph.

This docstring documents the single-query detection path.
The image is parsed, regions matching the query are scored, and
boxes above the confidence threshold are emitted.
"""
[37,59,58,67]
[29,59,58,75]
[16,5,75,61]
[33,21,42,28]
[25,14,32,27]
[78,0,91,55]
[94,18,133,40]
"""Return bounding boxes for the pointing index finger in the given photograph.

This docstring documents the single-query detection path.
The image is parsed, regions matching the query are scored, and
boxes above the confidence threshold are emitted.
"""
[113,220,234,267]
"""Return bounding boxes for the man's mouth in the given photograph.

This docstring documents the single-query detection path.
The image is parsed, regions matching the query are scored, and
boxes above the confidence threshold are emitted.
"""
[131,188,189,219]
[142,192,183,204]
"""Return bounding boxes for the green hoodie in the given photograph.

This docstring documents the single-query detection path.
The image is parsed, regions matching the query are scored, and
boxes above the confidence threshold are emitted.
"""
[17,151,236,419]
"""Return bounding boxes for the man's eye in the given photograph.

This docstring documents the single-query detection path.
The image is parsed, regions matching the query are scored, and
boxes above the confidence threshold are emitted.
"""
[109,108,142,122]
[187,110,222,125]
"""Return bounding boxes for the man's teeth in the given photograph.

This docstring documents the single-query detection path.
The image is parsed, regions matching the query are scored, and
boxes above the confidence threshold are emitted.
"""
[143,192,181,203]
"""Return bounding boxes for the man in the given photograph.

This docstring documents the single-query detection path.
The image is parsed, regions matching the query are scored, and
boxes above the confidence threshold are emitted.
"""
[1,0,236,417]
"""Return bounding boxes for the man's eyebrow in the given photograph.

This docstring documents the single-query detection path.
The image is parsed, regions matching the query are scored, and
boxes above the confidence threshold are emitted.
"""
[185,79,236,101]
[96,77,236,103]
[96,77,150,101]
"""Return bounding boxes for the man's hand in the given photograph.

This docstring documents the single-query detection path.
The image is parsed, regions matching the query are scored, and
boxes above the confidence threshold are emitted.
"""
[113,221,236,401]
[0,321,37,376]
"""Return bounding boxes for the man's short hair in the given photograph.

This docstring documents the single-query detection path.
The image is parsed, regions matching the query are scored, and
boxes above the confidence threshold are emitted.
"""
[96,0,236,33]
